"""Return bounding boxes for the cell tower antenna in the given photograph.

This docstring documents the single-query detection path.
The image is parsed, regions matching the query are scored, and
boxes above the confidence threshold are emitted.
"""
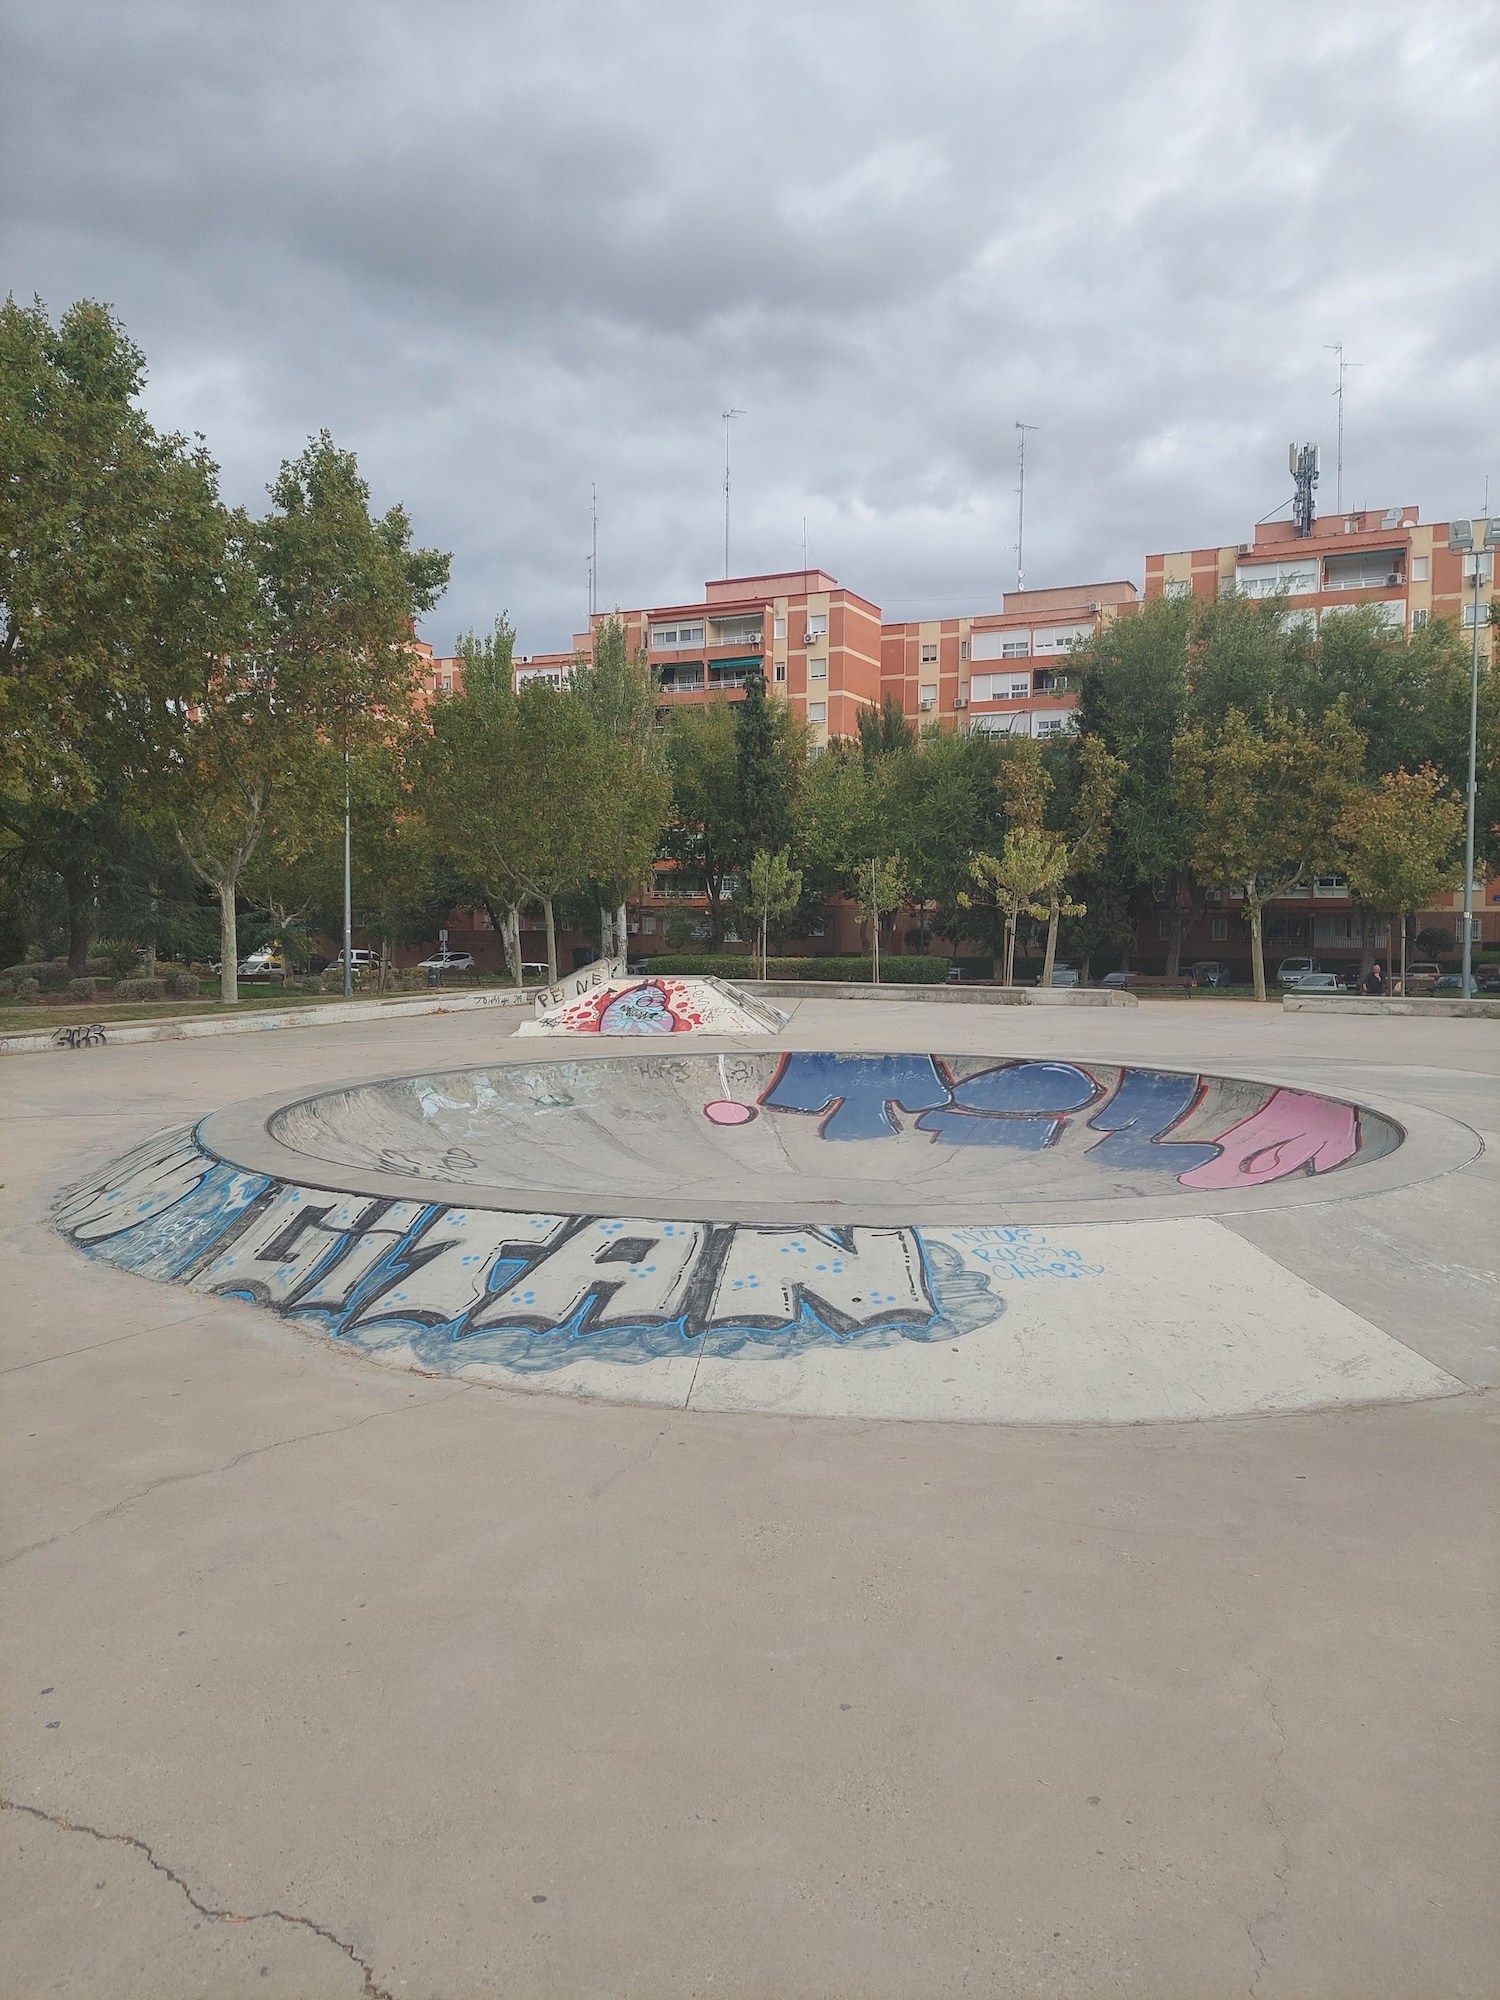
[1290,441,1320,538]
[722,409,745,578]
[590,482,598,619]
[1014,422,1038,592]
[1323,343,1360,513]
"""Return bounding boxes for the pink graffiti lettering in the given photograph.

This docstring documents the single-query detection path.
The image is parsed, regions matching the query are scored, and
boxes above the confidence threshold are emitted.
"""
[1178,1088,1359,1189]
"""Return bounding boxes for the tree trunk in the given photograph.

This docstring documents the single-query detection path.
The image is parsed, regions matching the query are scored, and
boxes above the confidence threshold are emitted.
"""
[872,912,881,986]
[1400,909,1408,995]
[1248,892,1266,1003]
[379,938,391,993]
[1002,911,1017,987]
[616,901,628,965]
[65,887,94,977]
[599,905,614,958]
[1041,896,1060,986]
[218,881,239,1004]
[1164,909,1184,978]
[505,906,523,986]
[543,896,558,984]
[707,886,724,947]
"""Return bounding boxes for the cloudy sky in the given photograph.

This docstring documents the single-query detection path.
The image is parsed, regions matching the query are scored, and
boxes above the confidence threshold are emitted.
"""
[4,0,1497,655]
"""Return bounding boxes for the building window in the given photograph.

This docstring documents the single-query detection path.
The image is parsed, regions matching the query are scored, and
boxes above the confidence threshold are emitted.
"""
[1411,556,1429,582]
[809,657,827,679]
[809,919,825,938]
[1007,676,1030,699]
[919,684,937,709]
[808,701,827,724]
[650,622,704,649]
[1164,578,1192,600]
[1412,608,1429,630]
[1461,553,1494,584]
[774,616,787,640]
[1234,557,1318,598]
[1035,715,1068,737]
[804,612,828,640]
[775,661,786,682]
[711,615,765,648]
[960,639,969,660]
[1323,550,1406,591]
[1001,638,1031,659]
[1463,601,1490,627]
[920,642,938,664]
[1211,916,1228,941]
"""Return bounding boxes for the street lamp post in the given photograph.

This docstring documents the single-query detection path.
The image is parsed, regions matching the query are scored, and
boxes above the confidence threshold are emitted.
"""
[1448,516,1499,999]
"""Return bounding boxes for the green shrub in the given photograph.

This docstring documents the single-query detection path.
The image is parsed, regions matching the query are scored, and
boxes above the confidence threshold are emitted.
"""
[36,963,71,992]
[0,976,15,998]
[163,969,200,999]
[15,976,40,1001]
[116,976,166,1001]
[68,976,98,1001]
[646,953,953,984]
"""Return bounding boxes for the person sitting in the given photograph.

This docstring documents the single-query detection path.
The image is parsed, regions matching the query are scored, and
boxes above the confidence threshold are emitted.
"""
[1361,962,1386,996]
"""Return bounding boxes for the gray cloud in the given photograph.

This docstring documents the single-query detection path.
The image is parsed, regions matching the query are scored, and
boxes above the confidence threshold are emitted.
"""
[4,0,1497,651]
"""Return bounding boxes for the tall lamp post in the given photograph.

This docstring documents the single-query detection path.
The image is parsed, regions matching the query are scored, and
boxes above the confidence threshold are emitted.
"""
[1448,516,1499,998]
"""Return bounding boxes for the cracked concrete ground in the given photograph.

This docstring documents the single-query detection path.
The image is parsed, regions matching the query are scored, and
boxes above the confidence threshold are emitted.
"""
[2,1000,1497,1999]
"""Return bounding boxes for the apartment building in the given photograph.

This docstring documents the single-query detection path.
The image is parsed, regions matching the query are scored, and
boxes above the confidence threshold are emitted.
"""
[581,570,883,746]
[880,581,1138,738]
[1145,506,1495,661]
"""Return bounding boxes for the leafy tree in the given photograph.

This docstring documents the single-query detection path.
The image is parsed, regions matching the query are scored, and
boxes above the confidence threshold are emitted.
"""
[569,614,670,956]
[423,623,529,983]
[734,668,794,859]
[852,855,908,983]
[1174,702,1365,1001]
[0,297,228,801]
[1334,765,1464,990]
[746,848,803,978]
[858,693,915,765]
[151,433,449,1002]
[663,700,742,946]
[1035,734,1126,986]
[967,829,1067,987]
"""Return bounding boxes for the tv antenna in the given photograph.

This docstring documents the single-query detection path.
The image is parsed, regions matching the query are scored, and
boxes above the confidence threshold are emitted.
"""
[722,409,745,578]
[1323,343,1360,513]
[1014,422,1038,591]
[589,482,598,618]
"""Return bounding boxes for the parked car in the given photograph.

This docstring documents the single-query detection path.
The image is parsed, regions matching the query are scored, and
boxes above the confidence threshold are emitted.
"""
[1291,971,1342,991]
[1100,970,1135,988]
[1402,961,1443,993]
[1276,956,1321,986]
[1189,961,1231,988]
[417,950,476,974]
[1433,974,1464,993]
[331,949,376,968]
[1037,966,1081,987]
[237,947,283,978]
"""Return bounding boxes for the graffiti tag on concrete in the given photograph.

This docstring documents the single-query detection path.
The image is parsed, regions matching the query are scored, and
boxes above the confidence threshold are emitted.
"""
[55,1127,1117,1373]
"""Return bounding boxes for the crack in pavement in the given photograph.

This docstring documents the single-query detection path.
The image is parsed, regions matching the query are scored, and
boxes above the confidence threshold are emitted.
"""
[1245,1679,1293,1998]
[1,1797,393,1999]
[1,1383,471,1568]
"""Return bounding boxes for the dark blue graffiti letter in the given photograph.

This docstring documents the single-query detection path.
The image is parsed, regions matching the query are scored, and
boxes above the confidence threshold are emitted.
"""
[918,1061,1099,1149]
[1083,1070,1220,1173]
[761,1052,952,1140]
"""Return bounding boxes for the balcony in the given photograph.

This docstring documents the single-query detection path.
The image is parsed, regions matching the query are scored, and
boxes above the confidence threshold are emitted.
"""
[1323,551,1405,591]
[657,663,705,691]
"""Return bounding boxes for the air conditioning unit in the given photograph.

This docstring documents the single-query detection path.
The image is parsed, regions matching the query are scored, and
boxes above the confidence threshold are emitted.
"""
[919,697,936,711]
[802,630,820,645]
[953,694,968,708]
[1237,544,1251,556]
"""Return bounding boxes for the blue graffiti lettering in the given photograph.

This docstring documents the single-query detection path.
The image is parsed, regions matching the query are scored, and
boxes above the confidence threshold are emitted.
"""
[918,1061,1099,1148]
[1083,1070,1221,1173]
[761,1052,952,1139]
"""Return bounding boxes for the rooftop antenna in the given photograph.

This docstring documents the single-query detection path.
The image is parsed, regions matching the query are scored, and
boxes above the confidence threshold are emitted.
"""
[590,482,598,618]
[722,409,745,578]
[1014,422,1038,591]
[802,515,809,573]
[1323,343,1360,514]
[1290,442,1320,537]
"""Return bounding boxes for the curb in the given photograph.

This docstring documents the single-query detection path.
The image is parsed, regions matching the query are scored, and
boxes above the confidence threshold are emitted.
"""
[740,980,1137,1007]
[1282,993,1500,1018]
[0,986,535,1058]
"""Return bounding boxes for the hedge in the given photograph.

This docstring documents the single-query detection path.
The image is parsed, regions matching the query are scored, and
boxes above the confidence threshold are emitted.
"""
[646,953,954,984]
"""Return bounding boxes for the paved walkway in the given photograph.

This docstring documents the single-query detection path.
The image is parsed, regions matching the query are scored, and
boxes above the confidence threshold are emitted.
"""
[2,1000,1496,1997]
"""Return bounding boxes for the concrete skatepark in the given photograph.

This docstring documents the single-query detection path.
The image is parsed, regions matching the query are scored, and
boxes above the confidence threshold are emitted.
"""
[3,994,1496,1996]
